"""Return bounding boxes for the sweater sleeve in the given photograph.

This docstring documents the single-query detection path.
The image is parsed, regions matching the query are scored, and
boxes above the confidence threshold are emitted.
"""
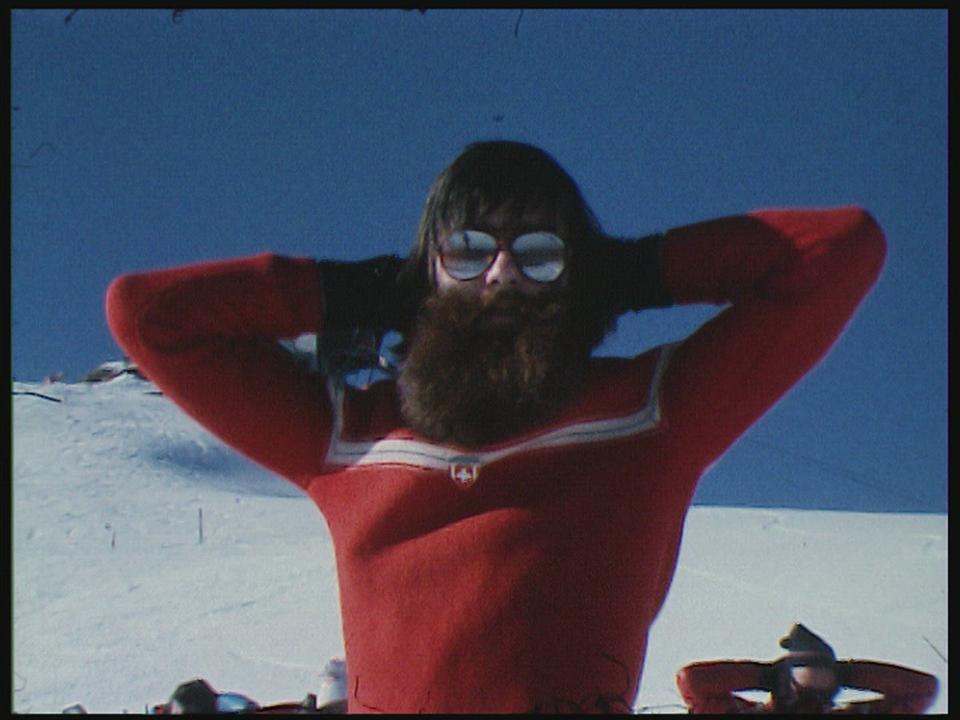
[676,661,769,713]
[839,660,939,714]
[655,206,887,470]
[105,253,333,488]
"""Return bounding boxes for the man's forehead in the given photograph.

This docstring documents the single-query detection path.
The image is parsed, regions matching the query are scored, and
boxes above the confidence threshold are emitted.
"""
[466,203,558,234]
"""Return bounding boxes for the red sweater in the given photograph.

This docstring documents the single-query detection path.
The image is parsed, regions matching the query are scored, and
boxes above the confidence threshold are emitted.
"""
[676,658,939,714]
[106,208,885,713]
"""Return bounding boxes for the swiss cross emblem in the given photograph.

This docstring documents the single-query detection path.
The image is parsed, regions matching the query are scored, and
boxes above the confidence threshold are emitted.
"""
[449,456,481,488]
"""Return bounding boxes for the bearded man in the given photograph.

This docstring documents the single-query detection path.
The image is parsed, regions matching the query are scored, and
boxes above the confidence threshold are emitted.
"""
[677,623,938,713]
[107,141,886,713]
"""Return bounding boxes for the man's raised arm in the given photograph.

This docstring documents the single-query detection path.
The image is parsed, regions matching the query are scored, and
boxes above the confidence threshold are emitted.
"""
[107,253,349,486]
[629,207,885,470]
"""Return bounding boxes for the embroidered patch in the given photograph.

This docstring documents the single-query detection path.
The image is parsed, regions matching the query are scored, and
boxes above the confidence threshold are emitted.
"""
[448,456,481,488]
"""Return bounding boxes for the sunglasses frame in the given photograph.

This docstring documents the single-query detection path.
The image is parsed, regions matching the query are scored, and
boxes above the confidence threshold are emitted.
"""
[435,229,567,283]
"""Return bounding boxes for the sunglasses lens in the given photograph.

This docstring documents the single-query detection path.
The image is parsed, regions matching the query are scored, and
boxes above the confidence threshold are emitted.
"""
[512,232,565,282]
[441,230,498,280]
[439,230,566,282]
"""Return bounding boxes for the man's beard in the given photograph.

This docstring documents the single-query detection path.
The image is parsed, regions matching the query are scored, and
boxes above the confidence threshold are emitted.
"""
[397,288,592,448]
[774,686,836,713]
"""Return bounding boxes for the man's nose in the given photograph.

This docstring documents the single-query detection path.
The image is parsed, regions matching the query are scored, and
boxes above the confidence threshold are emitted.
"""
[484,248,523,286]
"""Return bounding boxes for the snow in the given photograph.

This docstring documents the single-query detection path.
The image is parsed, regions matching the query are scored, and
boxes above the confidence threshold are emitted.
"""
[12,374,947,714]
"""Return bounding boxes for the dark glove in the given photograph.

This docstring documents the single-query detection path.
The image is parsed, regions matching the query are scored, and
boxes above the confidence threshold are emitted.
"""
[318,255,413,335]
[592,233,673,313]
[760,658,791,691]
[317,255,420,379]
[833,660,852,688]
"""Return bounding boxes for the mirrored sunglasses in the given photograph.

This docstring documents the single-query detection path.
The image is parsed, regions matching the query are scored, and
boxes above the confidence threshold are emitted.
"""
[438,230,566,283]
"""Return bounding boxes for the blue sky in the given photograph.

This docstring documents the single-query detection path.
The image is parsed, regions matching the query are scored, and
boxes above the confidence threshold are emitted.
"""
[11,9,946,512]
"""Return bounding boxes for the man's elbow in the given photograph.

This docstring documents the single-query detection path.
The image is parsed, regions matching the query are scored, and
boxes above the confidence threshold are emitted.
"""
[842,206,888,279]
[105,273,149,350]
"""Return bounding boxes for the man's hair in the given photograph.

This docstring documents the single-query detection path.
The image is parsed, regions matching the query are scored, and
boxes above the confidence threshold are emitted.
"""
[397,140,619,351]
[779,624,837,664]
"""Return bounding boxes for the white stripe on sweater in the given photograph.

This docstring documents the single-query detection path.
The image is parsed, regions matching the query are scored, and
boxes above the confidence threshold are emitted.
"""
[324,343,677,472]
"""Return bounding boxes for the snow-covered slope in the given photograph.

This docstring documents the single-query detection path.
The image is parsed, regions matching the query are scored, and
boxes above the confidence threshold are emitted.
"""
[12,375,948,713]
